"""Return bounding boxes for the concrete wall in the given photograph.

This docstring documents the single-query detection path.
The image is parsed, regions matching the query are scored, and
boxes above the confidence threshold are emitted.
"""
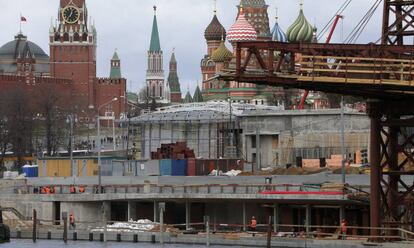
[60,202,103,226]
[0,198,53,220]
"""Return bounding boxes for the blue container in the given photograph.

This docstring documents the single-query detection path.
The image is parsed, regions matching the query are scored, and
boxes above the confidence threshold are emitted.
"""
[172,160,187,176]
[23,165,38,178]
[160,159,172,176]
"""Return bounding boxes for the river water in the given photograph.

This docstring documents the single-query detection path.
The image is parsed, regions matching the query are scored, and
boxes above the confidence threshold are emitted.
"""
[3,240,230,248]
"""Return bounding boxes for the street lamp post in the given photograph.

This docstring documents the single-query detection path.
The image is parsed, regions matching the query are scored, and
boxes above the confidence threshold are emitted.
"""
[67,114,77,177]
[97,97,118,193]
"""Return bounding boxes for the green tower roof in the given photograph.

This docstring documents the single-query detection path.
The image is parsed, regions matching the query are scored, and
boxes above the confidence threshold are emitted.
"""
[193,85,203,102]
[112,50,120,60]
[110,50,121,79]
[149,7,161,52]
[184,91,193,103]
[168,52,181,93]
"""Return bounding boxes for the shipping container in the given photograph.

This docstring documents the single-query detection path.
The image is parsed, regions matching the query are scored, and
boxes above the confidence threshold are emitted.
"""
[187,158,196,176]
[160,159,173,176]
[194,159,217,176]
[172,160,187,176]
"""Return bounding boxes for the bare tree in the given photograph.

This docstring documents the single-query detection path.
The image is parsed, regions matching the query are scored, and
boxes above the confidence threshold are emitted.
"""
[0,92,9,170]
[34,84,70,156]
[138,87,150,109]
[4,88,34,168]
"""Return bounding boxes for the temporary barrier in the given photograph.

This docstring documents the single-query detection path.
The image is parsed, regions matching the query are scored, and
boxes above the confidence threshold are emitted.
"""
[136,160,160,176]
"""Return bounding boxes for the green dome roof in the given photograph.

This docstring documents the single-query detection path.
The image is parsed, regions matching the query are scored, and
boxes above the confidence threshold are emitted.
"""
[211,41,233,62]
[286,8,313,43]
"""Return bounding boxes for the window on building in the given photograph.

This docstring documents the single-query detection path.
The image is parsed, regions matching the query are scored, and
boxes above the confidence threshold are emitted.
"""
[82,33,88,42]
[63,33,69,42]
[251,136,256,148]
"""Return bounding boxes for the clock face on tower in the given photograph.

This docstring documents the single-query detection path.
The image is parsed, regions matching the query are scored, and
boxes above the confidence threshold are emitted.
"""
[62,6,80,24]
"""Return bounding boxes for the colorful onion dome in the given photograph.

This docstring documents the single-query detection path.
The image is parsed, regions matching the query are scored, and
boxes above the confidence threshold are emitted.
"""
[286,6,313,43]
[227,6,257,43]
[211,40,233,62]
[271,18,287,42]
[205,14,227,41]
[240,0,267,7]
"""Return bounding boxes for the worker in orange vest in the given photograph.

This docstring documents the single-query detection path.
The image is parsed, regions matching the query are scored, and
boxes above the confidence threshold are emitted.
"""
[69,213,75,229]
[341,219,347,240]
[250,216,257,232]
[69,185,76,194]
[79,185,85,193]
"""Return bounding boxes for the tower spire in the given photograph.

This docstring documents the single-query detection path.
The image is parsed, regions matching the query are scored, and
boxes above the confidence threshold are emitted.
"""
[150,5,161,52]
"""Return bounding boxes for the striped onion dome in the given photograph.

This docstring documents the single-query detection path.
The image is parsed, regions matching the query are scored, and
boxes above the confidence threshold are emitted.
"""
[204,14,226,41]
[286,7,313,43]
[271,18,287,42]
[227,6,257,43]
[211,40,233,62]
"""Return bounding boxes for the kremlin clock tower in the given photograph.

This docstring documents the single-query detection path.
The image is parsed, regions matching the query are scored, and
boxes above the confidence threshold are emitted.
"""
[49,0,97,109]
[48,0,126,118]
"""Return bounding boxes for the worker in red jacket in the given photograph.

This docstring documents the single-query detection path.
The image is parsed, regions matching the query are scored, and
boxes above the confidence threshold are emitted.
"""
[69,213,76,229]
[341,219,347,240]
[250,216,257,232]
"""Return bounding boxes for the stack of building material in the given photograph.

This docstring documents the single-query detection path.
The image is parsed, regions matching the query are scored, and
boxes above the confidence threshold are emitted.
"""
[151,142,195,160]
[326,155,343,168]
[320,183,345,192]
[302,159,320,169]
[355,150,362,164]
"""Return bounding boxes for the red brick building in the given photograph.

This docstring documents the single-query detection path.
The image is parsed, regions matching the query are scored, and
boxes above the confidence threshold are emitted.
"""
[0,0,126,119]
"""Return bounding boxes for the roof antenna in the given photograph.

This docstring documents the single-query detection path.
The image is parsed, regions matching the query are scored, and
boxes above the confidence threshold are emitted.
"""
[275,7,279,22]
[214,0,217,15]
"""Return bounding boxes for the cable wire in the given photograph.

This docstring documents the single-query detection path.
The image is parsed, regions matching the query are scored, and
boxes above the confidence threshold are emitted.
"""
[317,0,353,40]
[344,0,382,44]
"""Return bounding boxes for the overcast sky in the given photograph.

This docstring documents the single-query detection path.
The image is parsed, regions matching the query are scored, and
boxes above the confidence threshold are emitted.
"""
[0,0,382,95]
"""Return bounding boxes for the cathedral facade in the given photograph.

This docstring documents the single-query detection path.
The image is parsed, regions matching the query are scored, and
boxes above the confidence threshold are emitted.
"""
[201,0,327,109]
